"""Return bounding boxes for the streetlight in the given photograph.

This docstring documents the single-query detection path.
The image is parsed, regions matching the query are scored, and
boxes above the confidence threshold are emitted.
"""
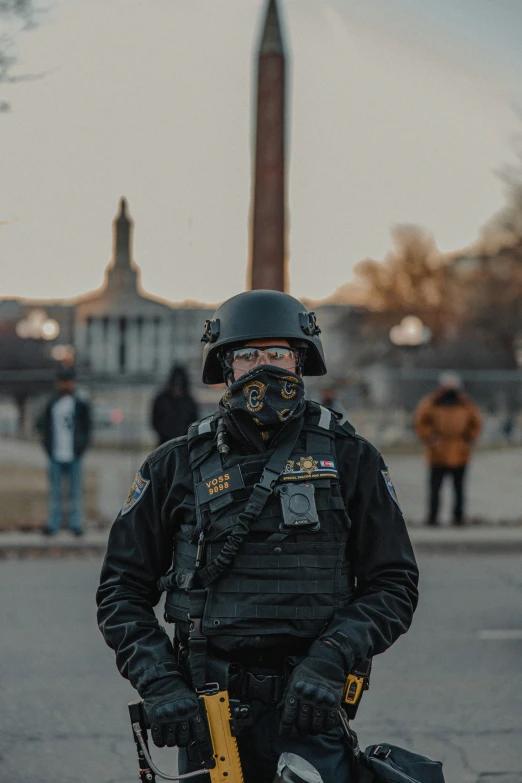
[16,309,60,341]
[389,316,431,347]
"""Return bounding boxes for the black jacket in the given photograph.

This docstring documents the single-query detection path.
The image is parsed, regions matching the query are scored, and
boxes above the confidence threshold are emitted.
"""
[97,404,419,695]
[151,391,199,445]
[37,394,92,460]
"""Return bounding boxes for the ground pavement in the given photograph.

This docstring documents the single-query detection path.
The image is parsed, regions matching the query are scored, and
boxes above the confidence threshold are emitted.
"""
[1,553,521,783]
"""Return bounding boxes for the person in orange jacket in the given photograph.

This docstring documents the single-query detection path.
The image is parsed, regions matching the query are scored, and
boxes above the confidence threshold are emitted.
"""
[414,372,482,526]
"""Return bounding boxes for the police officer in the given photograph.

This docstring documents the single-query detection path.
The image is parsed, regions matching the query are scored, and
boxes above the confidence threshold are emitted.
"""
[97,291,419,783]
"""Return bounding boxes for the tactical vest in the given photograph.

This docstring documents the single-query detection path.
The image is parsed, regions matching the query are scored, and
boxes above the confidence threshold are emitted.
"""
[163,403,355,642]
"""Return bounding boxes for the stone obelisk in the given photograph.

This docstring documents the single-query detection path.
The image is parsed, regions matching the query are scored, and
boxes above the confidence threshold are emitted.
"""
[249,0,288,292]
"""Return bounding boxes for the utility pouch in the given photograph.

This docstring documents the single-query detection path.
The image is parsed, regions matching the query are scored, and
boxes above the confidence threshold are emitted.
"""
[277,482,320,532]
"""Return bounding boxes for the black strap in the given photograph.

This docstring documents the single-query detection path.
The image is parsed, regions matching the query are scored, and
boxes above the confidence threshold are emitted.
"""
[191,443,223,546]
[186,589,208,690]
[198,416,304,588]
[186,417,304,690]
[304,404,334,454]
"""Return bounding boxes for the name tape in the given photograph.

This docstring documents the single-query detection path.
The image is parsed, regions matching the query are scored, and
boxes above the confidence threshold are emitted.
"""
[196,464,244,504]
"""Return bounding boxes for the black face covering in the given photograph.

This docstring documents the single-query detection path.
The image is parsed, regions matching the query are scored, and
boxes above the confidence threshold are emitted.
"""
[219,365,306,438]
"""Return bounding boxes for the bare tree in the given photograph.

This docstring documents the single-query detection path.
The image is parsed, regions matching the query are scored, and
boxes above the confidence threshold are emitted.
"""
[353,225,457,343]
[0,0,37,112]
[484,140,522,244]
[343,224,522,369]
[458,246,522,365]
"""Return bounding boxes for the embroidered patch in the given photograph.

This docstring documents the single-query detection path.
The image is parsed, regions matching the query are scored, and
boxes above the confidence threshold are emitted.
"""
[120,470,150,516]
[281,455,339,482]
[381,469,402,512]
[196,464,244,504]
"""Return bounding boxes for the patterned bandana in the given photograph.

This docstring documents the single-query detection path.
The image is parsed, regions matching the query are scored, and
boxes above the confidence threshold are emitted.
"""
[219,365,306,437]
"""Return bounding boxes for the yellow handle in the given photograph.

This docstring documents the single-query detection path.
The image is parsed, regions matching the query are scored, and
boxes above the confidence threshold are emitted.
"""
[202,691,244,783]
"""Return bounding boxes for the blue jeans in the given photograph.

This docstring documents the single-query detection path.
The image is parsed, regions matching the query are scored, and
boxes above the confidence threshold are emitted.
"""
[47,459,84,532]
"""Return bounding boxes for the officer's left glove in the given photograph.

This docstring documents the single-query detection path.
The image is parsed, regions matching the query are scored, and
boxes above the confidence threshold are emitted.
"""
[280,640,347,736]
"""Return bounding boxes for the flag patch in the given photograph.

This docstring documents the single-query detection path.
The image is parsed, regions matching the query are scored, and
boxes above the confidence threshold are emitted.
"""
[121,470,150,516]
[381,469,402,512]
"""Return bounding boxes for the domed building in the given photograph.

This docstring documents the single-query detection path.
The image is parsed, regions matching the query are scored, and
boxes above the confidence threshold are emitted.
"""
[75,198,212,380]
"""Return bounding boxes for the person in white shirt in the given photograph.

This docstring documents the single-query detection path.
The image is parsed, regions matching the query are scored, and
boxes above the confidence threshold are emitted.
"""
[37,367,92,536]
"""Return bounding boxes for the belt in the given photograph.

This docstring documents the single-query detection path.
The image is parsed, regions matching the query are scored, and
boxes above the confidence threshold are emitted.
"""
[229,669,286,706]
[175,637,292,705]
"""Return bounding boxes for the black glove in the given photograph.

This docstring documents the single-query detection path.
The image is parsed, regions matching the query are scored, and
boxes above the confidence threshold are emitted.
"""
[142,677,208,749]
[280,641,347,736]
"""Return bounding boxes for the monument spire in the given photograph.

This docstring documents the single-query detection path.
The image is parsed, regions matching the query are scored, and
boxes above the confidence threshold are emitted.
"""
[249,0,288,292]
[113,196,133,269]
[106,197,139,292]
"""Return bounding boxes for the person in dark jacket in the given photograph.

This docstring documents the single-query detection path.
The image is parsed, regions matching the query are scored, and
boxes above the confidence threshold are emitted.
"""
[151,365,199,446]
[97,291,419,783]
[37,367,92,536]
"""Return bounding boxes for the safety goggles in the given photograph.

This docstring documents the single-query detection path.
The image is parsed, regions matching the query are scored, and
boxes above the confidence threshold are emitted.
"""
[224,345,301,373]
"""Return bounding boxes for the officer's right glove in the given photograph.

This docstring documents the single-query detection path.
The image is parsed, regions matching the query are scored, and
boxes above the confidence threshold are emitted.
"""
[142,677,208,749]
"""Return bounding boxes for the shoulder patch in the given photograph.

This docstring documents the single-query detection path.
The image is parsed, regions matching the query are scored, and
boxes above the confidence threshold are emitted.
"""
[120,470,150,516]
[381,468,402,513]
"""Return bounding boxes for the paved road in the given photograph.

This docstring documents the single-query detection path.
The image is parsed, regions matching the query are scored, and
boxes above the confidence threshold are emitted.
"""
[1,554,521,783]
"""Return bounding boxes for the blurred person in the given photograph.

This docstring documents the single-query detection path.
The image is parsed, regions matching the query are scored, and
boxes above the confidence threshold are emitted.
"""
[36,367,92,536]
[414,372,482,526]
[501,412,515,443]
[97,291,418,783]
[151,364,199,446]
[320,385,346,419]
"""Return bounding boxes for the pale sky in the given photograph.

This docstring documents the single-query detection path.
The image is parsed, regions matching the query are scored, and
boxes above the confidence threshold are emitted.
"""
[0,0,520,305]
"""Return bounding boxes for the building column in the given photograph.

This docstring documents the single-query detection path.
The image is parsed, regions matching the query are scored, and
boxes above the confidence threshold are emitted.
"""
[140,318,157,373]
[75,320,87,367]
[90,318,106,372]
[170,313,180,363]
[126,318,140,374]
[158,319,172,374]
[105,318,120,374]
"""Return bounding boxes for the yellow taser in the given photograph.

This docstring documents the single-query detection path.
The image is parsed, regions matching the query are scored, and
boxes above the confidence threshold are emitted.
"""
[201,690,244,783]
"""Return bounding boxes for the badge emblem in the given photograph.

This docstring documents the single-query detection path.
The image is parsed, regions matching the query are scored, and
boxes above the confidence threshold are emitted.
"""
[121,470,150,516]
[297,456,318,474]
[381,469,402,512]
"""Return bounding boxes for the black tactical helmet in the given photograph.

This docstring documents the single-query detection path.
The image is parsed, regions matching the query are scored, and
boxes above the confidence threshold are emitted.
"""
[201,290,327,384]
